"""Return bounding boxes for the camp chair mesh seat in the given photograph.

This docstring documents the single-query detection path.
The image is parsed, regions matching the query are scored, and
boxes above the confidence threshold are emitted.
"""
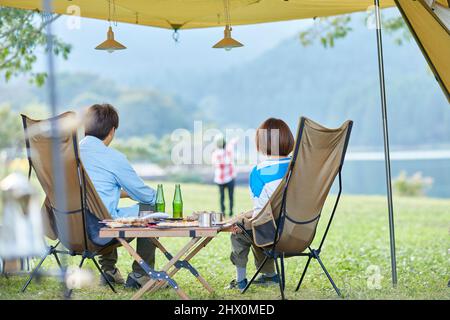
[242,117,353,299]
[20,112,119,295]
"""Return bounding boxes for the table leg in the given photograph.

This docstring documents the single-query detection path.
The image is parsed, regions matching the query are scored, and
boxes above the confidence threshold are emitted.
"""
[183,237,214,293]
[131,237,200,300]
[116,238,188,300]
[148,237,214,294]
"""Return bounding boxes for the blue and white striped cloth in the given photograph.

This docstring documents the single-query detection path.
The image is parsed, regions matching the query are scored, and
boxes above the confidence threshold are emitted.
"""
[249,157,291,217]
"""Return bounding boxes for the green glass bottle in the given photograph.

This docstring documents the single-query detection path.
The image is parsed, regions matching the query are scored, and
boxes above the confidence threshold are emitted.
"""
[155,184,165,213]
[172,184,183,219]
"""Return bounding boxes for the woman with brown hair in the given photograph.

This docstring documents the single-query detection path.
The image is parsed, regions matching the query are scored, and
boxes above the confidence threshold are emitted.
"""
[228,118,294,291]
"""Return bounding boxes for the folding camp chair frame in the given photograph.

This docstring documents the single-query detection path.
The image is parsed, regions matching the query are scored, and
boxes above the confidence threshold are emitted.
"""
[20,116,117,296]
[242,118,353,300]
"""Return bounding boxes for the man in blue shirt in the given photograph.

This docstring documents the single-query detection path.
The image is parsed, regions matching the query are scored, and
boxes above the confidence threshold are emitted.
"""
[80,103,156,289]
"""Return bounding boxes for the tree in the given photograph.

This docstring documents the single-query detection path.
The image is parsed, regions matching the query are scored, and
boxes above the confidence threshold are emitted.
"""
[0,7,71,86]
[0,105,22,150]
[299,11,411,48]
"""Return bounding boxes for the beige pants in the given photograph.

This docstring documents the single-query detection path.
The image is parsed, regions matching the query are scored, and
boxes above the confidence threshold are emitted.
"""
[230,230,275,274]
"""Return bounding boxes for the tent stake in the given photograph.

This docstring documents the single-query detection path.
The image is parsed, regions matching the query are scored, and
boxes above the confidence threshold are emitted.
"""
[374,0,397,286]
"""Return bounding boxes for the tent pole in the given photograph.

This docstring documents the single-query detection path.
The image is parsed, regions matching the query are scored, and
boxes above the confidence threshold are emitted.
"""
[43,0,70,297]
[374,0,397,286]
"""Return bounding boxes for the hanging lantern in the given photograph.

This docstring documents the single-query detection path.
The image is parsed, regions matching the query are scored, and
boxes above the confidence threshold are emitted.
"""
[213,25,243,51]
[95,0,126,53]
[95,26,126,53]
[213,0,244,51]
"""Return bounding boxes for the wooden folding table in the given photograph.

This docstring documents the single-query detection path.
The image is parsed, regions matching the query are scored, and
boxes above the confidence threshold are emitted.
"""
[99,226,221,300]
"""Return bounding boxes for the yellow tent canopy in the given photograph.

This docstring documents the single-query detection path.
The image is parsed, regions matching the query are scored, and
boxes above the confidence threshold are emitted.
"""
[395,0,450,101]
[1,0,447,100]
[0,0,395,29]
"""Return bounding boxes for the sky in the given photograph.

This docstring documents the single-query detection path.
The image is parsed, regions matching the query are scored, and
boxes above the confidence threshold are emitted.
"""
[36,15,313,82]
[33,7,407,89]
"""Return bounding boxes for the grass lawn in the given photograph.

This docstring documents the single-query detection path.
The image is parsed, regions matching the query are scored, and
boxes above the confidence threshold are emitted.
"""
[0,182,448,300]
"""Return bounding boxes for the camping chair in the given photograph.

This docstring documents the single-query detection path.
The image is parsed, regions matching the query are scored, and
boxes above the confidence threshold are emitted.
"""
[241,117,353,299]
[20,112,119,295]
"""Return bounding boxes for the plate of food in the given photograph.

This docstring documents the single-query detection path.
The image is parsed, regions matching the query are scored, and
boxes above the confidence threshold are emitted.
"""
[140,212,170,220]
[101,220,132,228]
[155,221,199,228]
[101,216,157,228]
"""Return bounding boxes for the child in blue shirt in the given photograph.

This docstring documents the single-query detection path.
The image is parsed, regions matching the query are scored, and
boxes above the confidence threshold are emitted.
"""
[228,118,294,290]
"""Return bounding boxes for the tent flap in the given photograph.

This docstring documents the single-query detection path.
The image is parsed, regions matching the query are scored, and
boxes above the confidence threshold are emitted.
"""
[395,0,450,101]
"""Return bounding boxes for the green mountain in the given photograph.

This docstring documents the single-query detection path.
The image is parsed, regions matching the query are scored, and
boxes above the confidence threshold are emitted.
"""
[1,73,197,137]
[1,19,449,149]
[176,26,450,149]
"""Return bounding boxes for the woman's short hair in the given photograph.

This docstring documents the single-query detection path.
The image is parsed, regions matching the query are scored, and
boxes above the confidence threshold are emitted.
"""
[84,103,119,140]
[256,118,294,156]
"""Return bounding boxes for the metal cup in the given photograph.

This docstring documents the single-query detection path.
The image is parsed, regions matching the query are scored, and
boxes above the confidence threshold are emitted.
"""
[198,213,212,228]
[211,212,224,225]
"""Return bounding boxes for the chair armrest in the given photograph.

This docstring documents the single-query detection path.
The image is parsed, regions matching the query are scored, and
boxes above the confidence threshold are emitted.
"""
[225,210,254,225]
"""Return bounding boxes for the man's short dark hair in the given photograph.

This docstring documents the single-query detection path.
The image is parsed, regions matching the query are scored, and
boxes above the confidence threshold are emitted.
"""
[84,103,119,140]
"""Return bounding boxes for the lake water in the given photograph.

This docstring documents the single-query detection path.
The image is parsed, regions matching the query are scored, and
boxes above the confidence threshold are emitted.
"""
[236,151,450,198]
[137,150,450,199]
[341,152,450,198]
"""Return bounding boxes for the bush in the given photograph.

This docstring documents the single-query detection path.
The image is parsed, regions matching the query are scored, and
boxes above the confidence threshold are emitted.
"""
[166,169,205,184]
[0,105,22,150]
[112,134,173,166]
[393,171,433,197]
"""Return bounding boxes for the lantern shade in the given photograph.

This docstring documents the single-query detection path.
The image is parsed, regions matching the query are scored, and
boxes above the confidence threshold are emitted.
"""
[95,26,126,52]
[212,37,244,50]
[213,25,243,50]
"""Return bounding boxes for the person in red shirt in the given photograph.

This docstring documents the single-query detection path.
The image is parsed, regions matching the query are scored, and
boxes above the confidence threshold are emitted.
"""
[211,136,238,217]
